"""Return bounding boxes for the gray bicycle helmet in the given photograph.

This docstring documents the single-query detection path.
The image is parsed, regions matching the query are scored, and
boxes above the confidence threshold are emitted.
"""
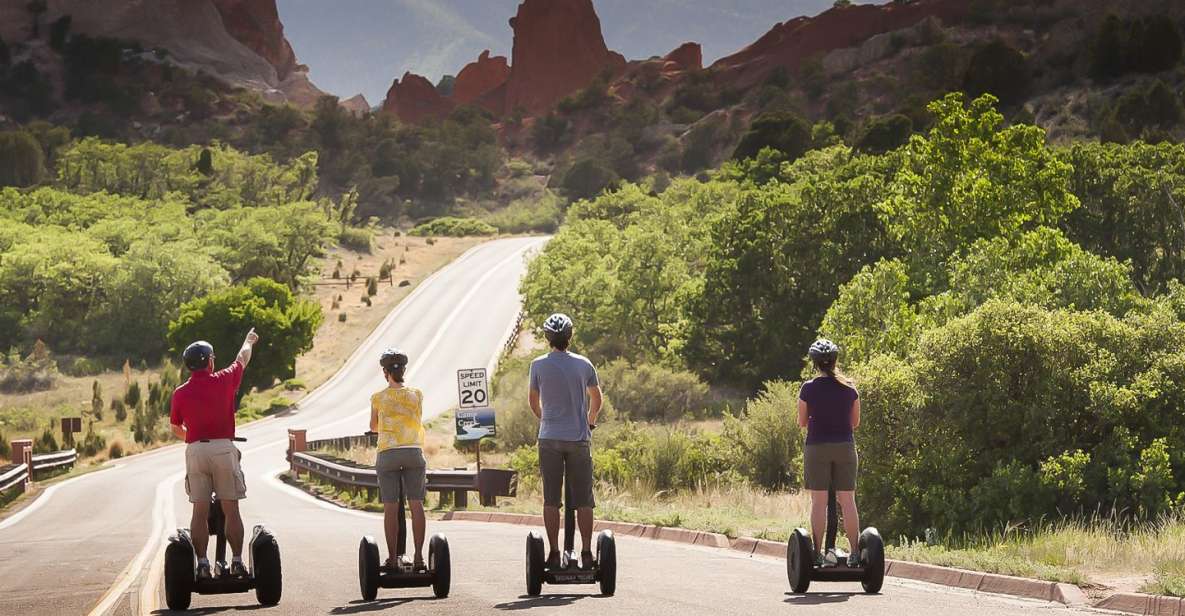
[182,341,214,371]
[542,313,574,345]
[379,348,408,372]
[808,339,839,363]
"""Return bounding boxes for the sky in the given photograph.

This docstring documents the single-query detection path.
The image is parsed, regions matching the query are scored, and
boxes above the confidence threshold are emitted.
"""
[276,0,871,104]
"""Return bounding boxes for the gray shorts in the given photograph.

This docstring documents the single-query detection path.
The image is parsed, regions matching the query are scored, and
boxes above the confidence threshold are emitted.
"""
[376,448,427,503]
[803,441,859,491]
[538,439,595,509]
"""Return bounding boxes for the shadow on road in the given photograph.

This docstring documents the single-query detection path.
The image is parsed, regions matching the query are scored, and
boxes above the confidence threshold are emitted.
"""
[784,592,862,605]
[154,605,269,615]
[494,594,599,610]
[329,597,426,613]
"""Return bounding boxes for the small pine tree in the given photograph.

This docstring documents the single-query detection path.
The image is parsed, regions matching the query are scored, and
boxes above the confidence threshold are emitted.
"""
[124,381,141,408]
[196,147,214,176]
[91,380,103,421]
[112,398,128,422]
[366,276,378,297]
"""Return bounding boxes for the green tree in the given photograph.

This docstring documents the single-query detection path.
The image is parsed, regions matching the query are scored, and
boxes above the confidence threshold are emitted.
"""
[855,114,913,154]
[91,379,103,420]
[733,111,812,161]
[168,277,323,393]
[962,40,1030,106]
[561,158,619,201]
[0,130,46,187]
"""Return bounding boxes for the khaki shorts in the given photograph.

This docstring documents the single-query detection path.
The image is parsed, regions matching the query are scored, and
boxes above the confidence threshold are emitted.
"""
[376,448,427,503]
[185,440,246,503]
[803,442,859,491]
[539,439,595,509]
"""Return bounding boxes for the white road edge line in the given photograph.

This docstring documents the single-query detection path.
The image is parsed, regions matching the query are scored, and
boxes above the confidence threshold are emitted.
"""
[130,237,544,614]
[0,465,116,531]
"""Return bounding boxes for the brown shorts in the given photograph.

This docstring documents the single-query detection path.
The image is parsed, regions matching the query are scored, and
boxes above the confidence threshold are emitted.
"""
[185,440,246,503]
[803,442,859,491]
[538,439,595,509]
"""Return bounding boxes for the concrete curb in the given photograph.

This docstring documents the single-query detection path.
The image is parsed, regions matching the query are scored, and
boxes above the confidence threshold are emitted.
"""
[729,536,1090,606]
[442,511,731,548]
[1096,592,1184,615]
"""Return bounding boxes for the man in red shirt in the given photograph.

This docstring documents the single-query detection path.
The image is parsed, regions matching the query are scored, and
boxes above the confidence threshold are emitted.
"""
[170,328,259,580]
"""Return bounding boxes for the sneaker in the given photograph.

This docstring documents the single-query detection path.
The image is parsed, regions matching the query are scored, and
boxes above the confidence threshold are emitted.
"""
[580,550,596,570]
[230,561,249,578]
[822,549,839,568]
[413,557,428,573]
[196,562,213,581]
[813,552,825,568]
[546,551,561,570]
[847,553,862,568]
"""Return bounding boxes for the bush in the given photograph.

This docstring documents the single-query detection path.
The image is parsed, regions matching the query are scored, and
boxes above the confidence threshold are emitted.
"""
[600,360,713,421]
[855,114,913,154]
[124,381,142,408]
[485,193,564,234]
[0,130,46,187]
[1092,14,1183,80]
[111,398,128,422]
[108,439,124,459]
[561,158,619,201]
[490,356,539,451]
[962,40,1030,106]
[35,423,59,453]
[282,378,306,391]
[78,425,106,457]
[409,217,497,237]
[0,343,58,393]
[338,227,373,253]
[366,277,378,297]
[721,381,803,490]
[338,312,347,323]
[732,111,812,162]
[1107,80,1184,139]
[64,357,106,377]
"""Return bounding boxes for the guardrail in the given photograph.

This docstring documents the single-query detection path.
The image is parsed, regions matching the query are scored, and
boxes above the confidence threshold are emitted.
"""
[31,449,77,478]
[287,430,516,508]
[0,463,28,496]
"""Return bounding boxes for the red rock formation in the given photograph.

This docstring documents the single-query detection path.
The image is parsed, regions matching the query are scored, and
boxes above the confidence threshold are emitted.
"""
[502,0,626,115]
[711,0,967,89]
[454,50,511,106]
[382,72,455,124]
[340,94,372,117]
[664,42,703,72]
[211,0,298,79]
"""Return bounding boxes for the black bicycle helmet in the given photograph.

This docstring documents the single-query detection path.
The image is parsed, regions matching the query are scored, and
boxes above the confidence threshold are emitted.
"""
[808,339,839,363]
[183,341,214,371]
[542,313,574,345]
[379,348,409,372]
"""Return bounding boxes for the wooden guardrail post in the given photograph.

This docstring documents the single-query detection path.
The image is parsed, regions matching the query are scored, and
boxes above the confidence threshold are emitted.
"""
[288,429,307,476]
[11,439,32,489]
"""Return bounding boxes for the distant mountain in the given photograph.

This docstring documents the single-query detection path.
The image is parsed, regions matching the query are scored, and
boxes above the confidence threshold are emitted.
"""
[275,0,872,102]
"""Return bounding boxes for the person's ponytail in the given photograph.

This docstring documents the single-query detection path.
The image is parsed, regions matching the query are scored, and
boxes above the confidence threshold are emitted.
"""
[816,359,853,388]
[384,364,406,384]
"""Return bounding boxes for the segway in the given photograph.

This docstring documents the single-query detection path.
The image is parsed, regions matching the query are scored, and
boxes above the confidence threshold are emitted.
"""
[163,438,282,611]
[525,483,616,596]
[357,477,451,600]
[786,482,884,594]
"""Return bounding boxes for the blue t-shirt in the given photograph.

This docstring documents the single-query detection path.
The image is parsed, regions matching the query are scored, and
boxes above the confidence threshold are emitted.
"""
[799,376,859,445]
[529,351,599,442]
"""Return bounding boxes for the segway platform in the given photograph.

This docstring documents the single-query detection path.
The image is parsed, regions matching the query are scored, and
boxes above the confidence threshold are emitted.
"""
[525,486,617,596]
[357,490,451,600]
[164,524,283,610]
[785,486,884,594]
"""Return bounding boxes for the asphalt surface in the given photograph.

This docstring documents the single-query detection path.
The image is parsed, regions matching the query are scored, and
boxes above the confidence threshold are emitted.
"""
[0,236,1103,615]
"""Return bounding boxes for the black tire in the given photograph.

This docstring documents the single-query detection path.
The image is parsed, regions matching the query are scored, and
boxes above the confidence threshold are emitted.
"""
[860,527,885,594]
[786,528,813,594]
[164,530,194,611]
[525,532,545,597]
[430,534,451,598]
[358,536,380,601]
[597,531,617,596]
[251,527,283,606]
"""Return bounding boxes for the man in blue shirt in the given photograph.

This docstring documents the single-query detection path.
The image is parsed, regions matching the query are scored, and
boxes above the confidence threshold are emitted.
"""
[528,313,603,570]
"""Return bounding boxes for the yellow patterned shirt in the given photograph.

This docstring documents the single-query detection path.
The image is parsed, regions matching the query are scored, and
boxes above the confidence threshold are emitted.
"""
[372,386,425,451]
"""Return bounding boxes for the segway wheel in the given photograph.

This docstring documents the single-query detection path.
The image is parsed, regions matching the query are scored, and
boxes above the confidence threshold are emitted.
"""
[786,528,813,594]
[859,527,885,594]
[358,536,381,601]
[251,526,283,606]
[525,532,545,596]
[164,529,194,611]
[596,530,617,596]
[429,534,451,598]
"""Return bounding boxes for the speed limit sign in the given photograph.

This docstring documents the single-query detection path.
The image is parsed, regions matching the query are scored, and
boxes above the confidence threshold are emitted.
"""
[457,368,489,409]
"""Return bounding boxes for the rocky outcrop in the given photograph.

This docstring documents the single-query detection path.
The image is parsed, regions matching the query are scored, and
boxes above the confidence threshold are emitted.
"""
[211,0,297,80]
[0,0,324,107]
[340,94,371,116]
[382,72,455,124]
[664,42,703,72]
[502,0,626,115]
[711,0,967,89]
[453,50,510,106]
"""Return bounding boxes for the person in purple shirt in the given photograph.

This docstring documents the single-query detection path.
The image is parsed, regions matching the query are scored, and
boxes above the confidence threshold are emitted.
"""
[797,338,862,568]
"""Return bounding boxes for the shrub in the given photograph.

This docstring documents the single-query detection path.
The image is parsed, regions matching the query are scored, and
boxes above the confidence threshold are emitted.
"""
[0,130,46,187]
[64,357,106,377]
[124,381,141,408]
[108,439,125,459]
[1092,14,1183,80]
[338,312,347,322]
[732,111,812,162]
[338,226,373,253]
[78,424,106,457]
[111,398,128,422]
[366,277,378,297]
[600,360,713,421]
[282,378,306,391]
[721,381,803,490]
[855,114,913,154]
[485,193,564,234]
[491,356,539,451]
[962,40,1030,106]
[561,158,619,201]
[0,343,58,393]
[35,423,59,453]
[409,217,497,237]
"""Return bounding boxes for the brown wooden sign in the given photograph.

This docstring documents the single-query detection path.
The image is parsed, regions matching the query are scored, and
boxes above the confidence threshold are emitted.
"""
[61,417,82,435]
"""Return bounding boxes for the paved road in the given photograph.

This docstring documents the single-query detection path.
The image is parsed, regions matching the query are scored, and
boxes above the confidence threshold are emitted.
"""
[0,236,1100,616]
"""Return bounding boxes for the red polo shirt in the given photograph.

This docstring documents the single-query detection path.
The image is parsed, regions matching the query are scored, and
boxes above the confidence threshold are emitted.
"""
[170,360,244,443]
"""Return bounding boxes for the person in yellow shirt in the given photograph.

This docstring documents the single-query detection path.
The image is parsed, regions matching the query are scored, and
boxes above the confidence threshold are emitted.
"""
[369,348,429,570]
